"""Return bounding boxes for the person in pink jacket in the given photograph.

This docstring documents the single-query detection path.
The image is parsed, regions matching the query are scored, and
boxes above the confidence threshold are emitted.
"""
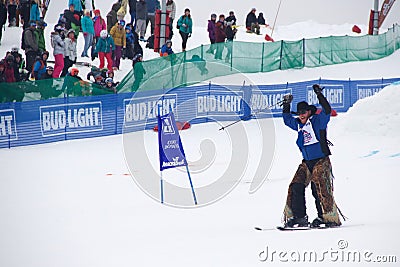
[93,9,106,41]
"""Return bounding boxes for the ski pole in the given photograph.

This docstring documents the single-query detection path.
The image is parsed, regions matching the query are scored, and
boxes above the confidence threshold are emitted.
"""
[219,99,285,131]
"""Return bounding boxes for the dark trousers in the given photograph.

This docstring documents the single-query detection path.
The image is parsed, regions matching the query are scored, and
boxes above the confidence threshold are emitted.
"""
[20,3,31,29]
[25,50,37,73]
[179,31,189,50]
[0,24,3,42]
[287,158,324,219]
[113,45,122,69]
[61,56,74,77]
[8,5,17,26]
[146,14,155,35]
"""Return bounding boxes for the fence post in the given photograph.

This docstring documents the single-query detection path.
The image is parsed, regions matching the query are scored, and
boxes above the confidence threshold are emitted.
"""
[318,37,321,65]
[230,41,233,71]
[207,81,212,123]
[114,93,118,135]
[302,38,305,67]
[8,133,11,149]
[261,42,265,72]
[348,78,352,108]
[64,92,68,141]
[201,44,204,59]
[183,50,187,86]
[279,40,284,70]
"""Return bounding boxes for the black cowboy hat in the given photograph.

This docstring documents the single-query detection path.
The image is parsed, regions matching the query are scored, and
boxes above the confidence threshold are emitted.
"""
[291,101,317,115]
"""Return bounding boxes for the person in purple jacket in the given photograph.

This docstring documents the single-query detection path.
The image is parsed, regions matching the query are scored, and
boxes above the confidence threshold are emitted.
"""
[206,13,216,54]
[280,84,342,229]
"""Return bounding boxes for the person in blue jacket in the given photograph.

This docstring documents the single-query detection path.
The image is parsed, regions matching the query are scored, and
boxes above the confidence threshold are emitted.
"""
[281,84,342,229]
[159,40,174,57]
[177,8,192,51]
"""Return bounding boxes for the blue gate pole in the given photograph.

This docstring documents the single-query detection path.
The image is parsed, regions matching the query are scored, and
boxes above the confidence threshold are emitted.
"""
[158,104,164,204]
[185,164,198,205]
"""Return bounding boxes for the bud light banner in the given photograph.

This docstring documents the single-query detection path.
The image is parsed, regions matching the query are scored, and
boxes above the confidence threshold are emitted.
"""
[0,77,399,149]
[40,102,103,137]
[158,111,188,171]
[0,109,17,142]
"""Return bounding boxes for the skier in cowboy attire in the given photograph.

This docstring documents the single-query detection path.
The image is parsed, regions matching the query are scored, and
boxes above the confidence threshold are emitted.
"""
[281,84,342,229]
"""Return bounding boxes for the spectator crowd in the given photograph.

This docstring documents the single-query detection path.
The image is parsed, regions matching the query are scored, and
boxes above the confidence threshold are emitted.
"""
[0,0,268,102]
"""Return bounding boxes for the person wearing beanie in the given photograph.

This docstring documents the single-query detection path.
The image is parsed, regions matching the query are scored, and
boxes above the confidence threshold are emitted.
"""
[22,21,39,74]
[245,7,260,35]
[51,25,65,78]
[61,29,77,77]
[176,8,192,51]
[225,10,236,25]
[94,29,115,71]
[206,13,217,54]
[279,84,342,229]
[110,19,126,70]
[160,39,174,57]
[93,8,107,58]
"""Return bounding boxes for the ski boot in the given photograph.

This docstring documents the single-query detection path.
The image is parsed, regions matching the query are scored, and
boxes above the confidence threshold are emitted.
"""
[284,215,309,228]
[310,217,340,228]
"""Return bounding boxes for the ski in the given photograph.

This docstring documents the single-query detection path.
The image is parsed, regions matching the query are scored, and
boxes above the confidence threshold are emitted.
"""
[276,226,311,231]
[255,223,364,231]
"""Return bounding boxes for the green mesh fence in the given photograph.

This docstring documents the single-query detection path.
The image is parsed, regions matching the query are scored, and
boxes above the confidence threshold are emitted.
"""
[1,24,399,102]
[0,76,116,103]
[118,23,400,93]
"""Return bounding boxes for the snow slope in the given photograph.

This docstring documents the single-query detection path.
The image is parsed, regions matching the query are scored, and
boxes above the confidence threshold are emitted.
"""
[0,85,399,267]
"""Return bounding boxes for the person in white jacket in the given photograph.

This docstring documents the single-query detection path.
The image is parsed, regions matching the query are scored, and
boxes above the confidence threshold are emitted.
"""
[166,0,176,39]
[61,29,77,77]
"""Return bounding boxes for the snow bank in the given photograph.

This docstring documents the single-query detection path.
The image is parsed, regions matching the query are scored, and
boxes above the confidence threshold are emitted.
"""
[335,83,400,137]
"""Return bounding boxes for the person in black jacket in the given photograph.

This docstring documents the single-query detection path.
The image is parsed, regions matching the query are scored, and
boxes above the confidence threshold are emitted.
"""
[245,7,260,35]
[258,12,266,25]
[0,1,6,44]
[225,11,236,25]
[63,4,81,31]
[225,21,236,63]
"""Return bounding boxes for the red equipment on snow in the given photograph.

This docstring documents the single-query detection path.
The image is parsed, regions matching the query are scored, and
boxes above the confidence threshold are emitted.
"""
[153,121,191,132]
[154,9,170,52]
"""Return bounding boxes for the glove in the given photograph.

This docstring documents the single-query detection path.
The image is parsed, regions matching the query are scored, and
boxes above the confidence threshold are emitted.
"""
[313,84,323,94]
[282,94,293,105]
[188,33,191,38]
[182,24,187,28]
[112,50,115,59]
[83,32,88,37]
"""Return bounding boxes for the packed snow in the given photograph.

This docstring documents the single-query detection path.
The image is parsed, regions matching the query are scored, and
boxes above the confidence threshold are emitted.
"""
[0,1,399,267]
